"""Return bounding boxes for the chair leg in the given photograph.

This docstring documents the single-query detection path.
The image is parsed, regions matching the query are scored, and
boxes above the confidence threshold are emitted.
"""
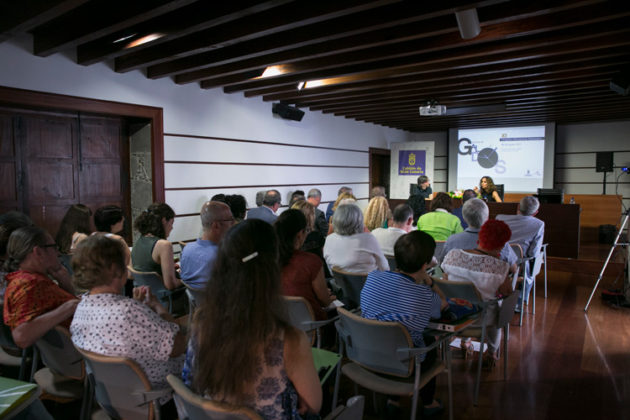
[503,327,508,382]
[332,359,342,409]
[30,346,39,382]
[18,347,31,381]
[446,345,453,420]
[410,364,421,420]
[544,248,548,298]
[519,286,525,326]
[473,326,485,406]
[79,375,93,420]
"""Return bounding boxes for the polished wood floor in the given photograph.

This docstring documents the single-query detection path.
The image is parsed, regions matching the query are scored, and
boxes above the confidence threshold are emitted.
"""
[337,267,630,419]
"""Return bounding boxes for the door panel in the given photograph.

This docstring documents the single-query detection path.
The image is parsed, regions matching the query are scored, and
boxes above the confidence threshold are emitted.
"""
[0,112,20,213]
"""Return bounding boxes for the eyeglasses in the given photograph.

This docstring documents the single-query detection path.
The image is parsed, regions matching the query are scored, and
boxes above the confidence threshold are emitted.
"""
[40,243,60,251]
[217,218,235,223]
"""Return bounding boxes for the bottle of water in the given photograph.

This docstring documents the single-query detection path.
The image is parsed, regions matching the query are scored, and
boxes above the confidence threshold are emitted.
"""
[570,197,575,204]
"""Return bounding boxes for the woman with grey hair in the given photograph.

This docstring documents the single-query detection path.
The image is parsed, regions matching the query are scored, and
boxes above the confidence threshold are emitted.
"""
[323,204,388,273]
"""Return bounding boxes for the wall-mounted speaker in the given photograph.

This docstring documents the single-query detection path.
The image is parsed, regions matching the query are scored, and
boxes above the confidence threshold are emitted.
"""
[596,151,613,172]
[272,103,304,122]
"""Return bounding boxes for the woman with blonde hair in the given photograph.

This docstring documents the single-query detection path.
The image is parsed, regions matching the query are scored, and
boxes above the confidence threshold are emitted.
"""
[363,196,392,231]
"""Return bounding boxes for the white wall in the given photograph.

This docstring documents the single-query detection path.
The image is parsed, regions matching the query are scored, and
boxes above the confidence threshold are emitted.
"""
[407,131,449,192]
[556,121,630,211]
[0,36,413,241]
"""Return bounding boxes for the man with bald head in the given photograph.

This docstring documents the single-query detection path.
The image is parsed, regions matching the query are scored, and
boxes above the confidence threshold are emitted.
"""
[180,201,234,289]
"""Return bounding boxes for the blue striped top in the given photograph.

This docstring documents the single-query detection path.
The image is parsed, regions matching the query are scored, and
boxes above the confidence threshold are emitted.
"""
[360,270,441,360]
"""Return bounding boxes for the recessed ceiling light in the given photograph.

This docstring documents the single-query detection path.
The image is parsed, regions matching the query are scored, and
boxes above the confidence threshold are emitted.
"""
[113,34,136,44]
[258,64,295,79]
[125,33,165,49]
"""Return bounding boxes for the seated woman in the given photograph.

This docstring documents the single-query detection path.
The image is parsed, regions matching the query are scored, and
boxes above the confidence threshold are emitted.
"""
[70,235,185,410]
[275,210,335,321]
[183,219,322,419]
[417,192,463,241]
[93,205,130,265]
[0,211,34,300]
[225,194,248,223]
[55,204,92,254]
[324,204,388,273]
[290,200,329,276]
[474,175,502,203]
[441,219,514,368]
[363,196,392,231]
[131,203,182,290]
[3,226,78,348]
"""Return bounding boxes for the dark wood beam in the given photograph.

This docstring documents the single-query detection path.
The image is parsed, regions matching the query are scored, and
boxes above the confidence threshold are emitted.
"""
[0,0,88,42]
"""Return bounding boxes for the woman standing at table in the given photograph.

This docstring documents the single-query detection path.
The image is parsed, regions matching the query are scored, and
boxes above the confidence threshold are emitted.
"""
[474,176,502,203]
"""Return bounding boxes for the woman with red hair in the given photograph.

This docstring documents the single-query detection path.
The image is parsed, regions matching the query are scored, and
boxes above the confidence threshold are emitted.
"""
[441,219,514,368]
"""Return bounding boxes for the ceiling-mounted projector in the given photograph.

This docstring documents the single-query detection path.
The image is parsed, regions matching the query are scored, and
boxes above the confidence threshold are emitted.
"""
[419,104,447,116]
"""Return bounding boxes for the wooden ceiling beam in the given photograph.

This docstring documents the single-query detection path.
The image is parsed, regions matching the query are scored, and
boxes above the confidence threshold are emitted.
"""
[75,0,292,65]
[114,1,401,73]
[0,0,88,42]
[221,17,630,93]
[177,0,612,85]
[32,0,199,57]
[147,0,506,80]
[259,51,630,102]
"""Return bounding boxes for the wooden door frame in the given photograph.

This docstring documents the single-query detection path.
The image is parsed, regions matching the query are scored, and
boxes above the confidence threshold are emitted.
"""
[0,85,164,202]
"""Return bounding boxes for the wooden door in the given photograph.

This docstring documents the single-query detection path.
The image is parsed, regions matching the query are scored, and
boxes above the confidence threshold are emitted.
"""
[0,109,129,240]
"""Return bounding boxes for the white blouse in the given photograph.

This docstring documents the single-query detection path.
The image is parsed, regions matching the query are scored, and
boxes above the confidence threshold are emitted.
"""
[441,249,509,301]
[323,232,389,274]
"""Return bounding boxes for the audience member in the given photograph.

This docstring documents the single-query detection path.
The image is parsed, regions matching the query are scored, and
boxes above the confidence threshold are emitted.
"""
[183,219,322,418]
[451,189,476,229]
[371,203,414,255]
[325,186,353,222]
[474,176,502,202]
[255,190,266,207]
[496,196,545,308]
[276,210,335,321]
[93,204,130,265]
[0,211,34,300]
[291,200,331,279]
[210,193,226,202]
[370,186,386,198]
[289,190,305,207]
[55,204,92,254]
[246,189,281,224]
[417,192,463,241]
[324,204,388,273]
[407,190,427,227]
[3,226,78,348]
[131,203,182,290]
[180,201,233,290]
[70,234,185,411]
[439,198,517,270]
[224,194,247,223]
[361,230,447,416]
[363,196,392,231]
[441,220,514,368]
[306,188,328,236]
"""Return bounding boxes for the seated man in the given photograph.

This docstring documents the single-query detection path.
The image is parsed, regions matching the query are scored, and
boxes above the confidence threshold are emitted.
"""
[361,231,448,416]
[496,196,545,307]
[371,203,414,256]
[451,189,476,229]
[306,188,329,237]
[325,186,353,222]
[246,189,281,224]
[438,198,518,272]
[3,226,78,348]
[180,201,233,289]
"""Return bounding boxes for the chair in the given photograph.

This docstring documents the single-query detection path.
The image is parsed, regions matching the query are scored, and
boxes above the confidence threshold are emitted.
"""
[331,267,368,310]
[33,326,91,420]
[324,395,365,420]
[283,296,337,348]
[384,254,397,271]
[332,307,452,420]
[75,347,173,420]
[509,243,536,326]
[166,374,261,420]
[495,184,505,201]
[183,282,205,314]
[434,240,446,262]
[432,278,486,406]
[128,267,187,315]
[541,243,549,298]
[0,308,29,380]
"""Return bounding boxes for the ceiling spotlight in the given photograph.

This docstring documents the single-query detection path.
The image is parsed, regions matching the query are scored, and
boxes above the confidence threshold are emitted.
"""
[455,8,481,40]
[297,81,305,90]
[113,34,136,44]
[125,33,165,49]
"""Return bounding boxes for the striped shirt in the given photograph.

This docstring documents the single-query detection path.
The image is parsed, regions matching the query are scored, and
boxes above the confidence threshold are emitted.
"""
[360,270,441,360]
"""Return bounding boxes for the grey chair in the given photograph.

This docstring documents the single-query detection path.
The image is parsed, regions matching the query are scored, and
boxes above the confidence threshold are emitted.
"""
[384,254,397,271]
[324,395,365,420]
[76,347,173,420]
[167,374,262,420]
[183,282,205,313]
[509,243,536,326]
[332,307,452,420]
[283,296,337,348]
[33,326,91,420]
[128,267,187,315]
[331,267,368,310]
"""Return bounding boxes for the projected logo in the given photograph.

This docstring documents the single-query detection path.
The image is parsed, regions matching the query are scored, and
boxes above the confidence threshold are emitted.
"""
[458,138,505,174]
[398,150,426,175]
